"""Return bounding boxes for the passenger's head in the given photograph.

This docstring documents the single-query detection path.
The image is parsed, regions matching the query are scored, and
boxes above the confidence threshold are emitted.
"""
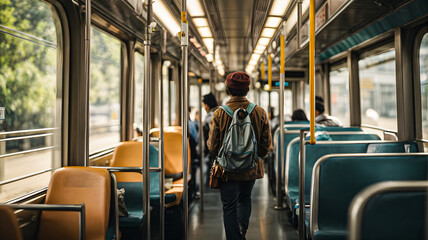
[225,71,250,97]
[315,96,324,103]
[291,109,308,121]
[202,92,218,112]
[269,108,275,120]
[315,100,325,116]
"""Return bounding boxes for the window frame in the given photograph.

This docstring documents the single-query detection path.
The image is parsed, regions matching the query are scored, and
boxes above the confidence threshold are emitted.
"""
[413,26,428,142]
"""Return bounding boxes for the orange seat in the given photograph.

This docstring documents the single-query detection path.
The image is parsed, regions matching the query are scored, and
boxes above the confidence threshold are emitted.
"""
[37,167,111,240]
[150,126,191,179]
[0,206,23,240]
[110,141,143,182]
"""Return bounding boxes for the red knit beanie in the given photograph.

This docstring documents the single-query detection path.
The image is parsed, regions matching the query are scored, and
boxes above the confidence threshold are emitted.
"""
[225,71,251,89]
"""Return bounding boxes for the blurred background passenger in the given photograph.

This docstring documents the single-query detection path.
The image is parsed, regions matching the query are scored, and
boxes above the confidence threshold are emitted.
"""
[291,109,308,121]
[315,100,342,126]
[202,92,218,186]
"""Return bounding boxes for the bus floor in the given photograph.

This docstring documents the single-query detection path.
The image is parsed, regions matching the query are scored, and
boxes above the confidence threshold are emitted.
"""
[189,176,298,240]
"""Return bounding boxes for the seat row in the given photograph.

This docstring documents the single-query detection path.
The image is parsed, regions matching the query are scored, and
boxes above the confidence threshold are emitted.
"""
[272,122,427,239]
[0,126,191,240]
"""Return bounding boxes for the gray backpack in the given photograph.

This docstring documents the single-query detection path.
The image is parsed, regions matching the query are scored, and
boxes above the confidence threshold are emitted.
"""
[217,103,258,172]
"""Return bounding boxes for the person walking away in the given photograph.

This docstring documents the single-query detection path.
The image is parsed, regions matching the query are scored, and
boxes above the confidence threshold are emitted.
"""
[207,71,273,240]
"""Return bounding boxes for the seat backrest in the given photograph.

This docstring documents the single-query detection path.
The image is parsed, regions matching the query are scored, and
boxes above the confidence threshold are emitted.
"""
[286,141,372,205]
[37,167,111,240]
[151,126,191,177]
[367,141,419,153]
[358,186,427,240]
[318,126,362,132]
[110,142,159,182]
[329,133,380,141]
[0,206,23,240]
[311,154,428,236]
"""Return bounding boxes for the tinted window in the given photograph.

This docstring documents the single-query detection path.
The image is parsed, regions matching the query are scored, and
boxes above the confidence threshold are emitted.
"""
[89,28,121,154]
[0,0,61,202]
[359,50,397,130]
[134,52,144,137]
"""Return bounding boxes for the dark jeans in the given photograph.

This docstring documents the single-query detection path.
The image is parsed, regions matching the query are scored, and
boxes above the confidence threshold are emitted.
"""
[220,180,256,240]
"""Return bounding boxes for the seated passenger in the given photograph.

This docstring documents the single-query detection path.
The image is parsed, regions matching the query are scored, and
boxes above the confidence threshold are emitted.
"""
[291,109,308,121]
[315,101,342,127]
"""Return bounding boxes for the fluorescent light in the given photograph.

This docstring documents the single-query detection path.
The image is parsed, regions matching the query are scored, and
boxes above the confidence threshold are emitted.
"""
[218,68,225,76]
[285,6,297,34]
[257,37,271,46]
[198,27,212,38]
[265,17,282,28]
[255,45,267,52]
[270,0,291,16]
[153,0,181,35]
[203,38,214,53]
[188,0,205,17]
[249,60,258,65]
[250,53,261,62]
[215,59,222,65]
[193,18,209,27]
[206,53,213,62]
[254,49,264,54]
[261,28,276,38]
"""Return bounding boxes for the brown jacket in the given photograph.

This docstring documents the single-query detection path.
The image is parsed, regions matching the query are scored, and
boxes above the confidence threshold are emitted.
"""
[207,96,273,181]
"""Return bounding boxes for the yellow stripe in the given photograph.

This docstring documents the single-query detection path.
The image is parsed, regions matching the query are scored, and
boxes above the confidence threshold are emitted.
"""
[181,11,188,23]
[309,0,316,145]
[268,54,272,91]
[280,35,285,74]
[261,62,265,80]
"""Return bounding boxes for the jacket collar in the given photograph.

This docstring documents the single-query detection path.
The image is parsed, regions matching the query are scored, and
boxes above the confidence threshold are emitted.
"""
[226,96,249,104]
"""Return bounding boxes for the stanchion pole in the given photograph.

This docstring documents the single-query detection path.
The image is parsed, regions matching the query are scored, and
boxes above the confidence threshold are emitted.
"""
[180,0,189,238]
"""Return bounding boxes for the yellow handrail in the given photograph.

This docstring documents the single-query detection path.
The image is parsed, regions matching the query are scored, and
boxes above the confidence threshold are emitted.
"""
[309,0,316,145]
[280,34,285,74]
[268,52,272,91]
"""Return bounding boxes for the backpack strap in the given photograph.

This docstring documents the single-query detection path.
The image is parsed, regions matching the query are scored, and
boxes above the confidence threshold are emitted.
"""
[220,105,234,118]
[246,102,256,115]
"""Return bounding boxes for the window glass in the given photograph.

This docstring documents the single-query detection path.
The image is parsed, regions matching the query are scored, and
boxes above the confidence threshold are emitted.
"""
[134,52,144,137]
[359,50,397,130]
[0,0,61,202]
[330,66,350,126]
[89,28,121,154]
[170,81,177,125]
[420,33,428,140]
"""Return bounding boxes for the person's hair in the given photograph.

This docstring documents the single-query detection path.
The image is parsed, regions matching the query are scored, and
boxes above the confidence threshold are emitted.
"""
[202,92,218,109]
[291,109,308,121]
[226,87,249,97]
[269,108,275,117]
[315,96,324,103]
[315,100,325,114]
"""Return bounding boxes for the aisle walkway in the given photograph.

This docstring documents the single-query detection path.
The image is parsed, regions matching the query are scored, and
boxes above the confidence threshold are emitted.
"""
[189,176,298,240]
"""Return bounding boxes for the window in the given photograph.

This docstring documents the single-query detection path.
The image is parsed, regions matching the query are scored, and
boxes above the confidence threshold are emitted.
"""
[162,61,170,127]
[0,0,62,202]
[89,28,121,154]
[420,33,428,139]
[134,52,144,137]
[330,65,350,126]
[359,49,397,130]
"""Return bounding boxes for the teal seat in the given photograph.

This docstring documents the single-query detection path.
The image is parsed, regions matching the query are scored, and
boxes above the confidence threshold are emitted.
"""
[117,145,177,228]
[310,154,428,240]
[286,141,371,208]
[349,181,427,240]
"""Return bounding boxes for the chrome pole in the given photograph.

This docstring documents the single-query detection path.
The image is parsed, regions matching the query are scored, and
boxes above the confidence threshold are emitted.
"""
[159,29,167,240]
[275,22,286,210]
[198,80,204,211]
[298,130,306,240]
[297,0,303,50]
[84,0,91,167]
[143,0,153,238]
[180,0,189,238]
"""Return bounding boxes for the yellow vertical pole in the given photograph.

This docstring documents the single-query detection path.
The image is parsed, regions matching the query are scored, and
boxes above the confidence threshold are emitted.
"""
[309,0,316,145]
[268,53,272,91]
[261,62,265,80]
